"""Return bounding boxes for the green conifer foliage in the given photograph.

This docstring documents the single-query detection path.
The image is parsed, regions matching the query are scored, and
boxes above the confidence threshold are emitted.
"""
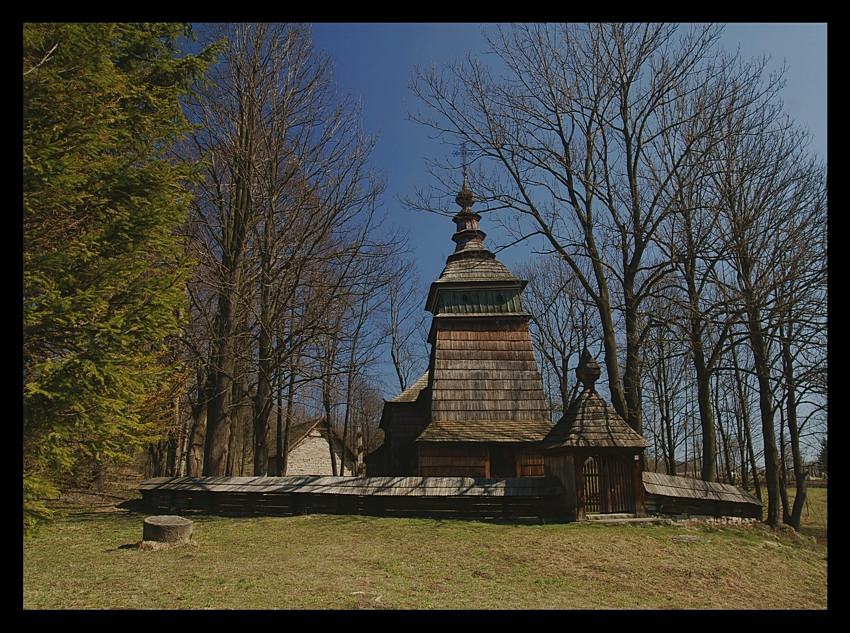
[23,23,214,529]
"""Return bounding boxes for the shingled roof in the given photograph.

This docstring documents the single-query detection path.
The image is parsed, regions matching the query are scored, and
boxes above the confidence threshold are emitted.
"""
[417,417,553,442]
[542,349,647,450]
[643,472,762,506]
[435,252,521,284]
[390,371,430,403]
[543,389,648,449]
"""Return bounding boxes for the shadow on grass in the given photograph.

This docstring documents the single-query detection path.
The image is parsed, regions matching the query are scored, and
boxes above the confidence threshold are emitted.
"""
[116,498,146,513]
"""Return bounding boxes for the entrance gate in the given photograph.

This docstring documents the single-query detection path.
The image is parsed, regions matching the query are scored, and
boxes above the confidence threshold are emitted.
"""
[581,455,635,514]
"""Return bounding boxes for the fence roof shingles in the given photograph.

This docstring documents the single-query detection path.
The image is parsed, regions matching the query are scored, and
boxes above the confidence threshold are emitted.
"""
[642,471,762,506]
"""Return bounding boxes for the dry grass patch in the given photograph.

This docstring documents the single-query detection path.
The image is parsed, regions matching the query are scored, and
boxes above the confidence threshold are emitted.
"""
[24,501,827,610]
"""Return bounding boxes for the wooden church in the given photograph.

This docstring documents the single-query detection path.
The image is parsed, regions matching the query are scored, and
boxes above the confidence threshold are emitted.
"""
[368,176,552,478]
[366,176,656,519]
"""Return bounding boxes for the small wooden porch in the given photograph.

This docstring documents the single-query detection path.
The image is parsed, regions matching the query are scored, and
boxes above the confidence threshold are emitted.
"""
[541,350,649,520]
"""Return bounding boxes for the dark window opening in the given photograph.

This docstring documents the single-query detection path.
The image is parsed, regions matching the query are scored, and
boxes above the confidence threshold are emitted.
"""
[490,447,516,478]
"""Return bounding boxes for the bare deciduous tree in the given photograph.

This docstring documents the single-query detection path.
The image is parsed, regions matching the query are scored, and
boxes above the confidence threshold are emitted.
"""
[409,23,737,441]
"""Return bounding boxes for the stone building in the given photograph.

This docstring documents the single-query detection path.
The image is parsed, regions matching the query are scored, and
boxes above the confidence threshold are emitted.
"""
[268,417,357,476]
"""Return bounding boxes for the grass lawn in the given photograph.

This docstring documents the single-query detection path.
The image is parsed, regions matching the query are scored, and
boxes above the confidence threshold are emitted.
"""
[23,487,827,610]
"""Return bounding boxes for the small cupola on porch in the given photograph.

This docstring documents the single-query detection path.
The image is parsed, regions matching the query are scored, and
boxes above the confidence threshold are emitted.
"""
[542,350,648,520]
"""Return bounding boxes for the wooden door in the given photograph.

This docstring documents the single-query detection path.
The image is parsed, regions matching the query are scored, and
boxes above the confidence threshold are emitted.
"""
[604,455,635,513]
[582,455,635,514]
[582,456,601,513]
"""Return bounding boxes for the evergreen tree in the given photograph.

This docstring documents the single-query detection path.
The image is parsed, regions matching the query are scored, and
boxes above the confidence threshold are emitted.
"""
[23,23,214,529]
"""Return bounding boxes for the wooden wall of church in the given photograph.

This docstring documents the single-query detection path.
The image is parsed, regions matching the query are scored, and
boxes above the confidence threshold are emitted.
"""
[418,444,488,477]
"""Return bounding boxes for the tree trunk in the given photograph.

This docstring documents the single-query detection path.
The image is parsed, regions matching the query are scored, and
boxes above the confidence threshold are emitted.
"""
[227,374,250,477]
[733,383,749,490]
[653,342,676,476]
[560,354,571,417]
[203,73,255,476]
[778,406,791,523]
[280,357,297,476]
[171,395,185,477]
[693,341,717,482]
[186,399,206,477]
[597,291,628,425]
[204,311,235,476]
[322,379,338,476]
[240,402,251,475]
[622,283,643,437]
[732,343,760,500]
[225,395,238,478]
[746,307,781,526]
[252,324,273,476]
[714,379,734,485]
[744,405,761,501]
[273,367,283,476]
[781,321,807,531]
[340,295,369,477]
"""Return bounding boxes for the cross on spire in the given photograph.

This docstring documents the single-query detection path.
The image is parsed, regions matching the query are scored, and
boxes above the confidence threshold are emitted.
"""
[460,143,469,184]
[453,143,475,210]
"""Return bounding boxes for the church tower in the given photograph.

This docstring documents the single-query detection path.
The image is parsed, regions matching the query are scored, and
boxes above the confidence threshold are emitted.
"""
[369,176,553,477]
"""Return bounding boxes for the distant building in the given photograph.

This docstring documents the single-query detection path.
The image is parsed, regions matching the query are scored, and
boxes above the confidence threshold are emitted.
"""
[268,417,357,476]
[806,459,826,479]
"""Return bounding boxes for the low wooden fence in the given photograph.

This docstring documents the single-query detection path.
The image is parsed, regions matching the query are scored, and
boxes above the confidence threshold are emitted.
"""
[643,472,762,519]
[139,475,568,522]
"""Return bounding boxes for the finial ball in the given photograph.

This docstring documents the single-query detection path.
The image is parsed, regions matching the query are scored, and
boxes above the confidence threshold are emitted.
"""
[576,348,601,389]
[456,180,475,209]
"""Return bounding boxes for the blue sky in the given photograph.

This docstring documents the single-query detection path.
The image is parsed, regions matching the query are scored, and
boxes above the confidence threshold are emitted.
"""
[311,22,827,291]
[186,23,826,396]
[309,23,827,394]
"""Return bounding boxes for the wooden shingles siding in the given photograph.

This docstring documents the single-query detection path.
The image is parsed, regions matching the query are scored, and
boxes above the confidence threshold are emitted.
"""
[418,319,552,442]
